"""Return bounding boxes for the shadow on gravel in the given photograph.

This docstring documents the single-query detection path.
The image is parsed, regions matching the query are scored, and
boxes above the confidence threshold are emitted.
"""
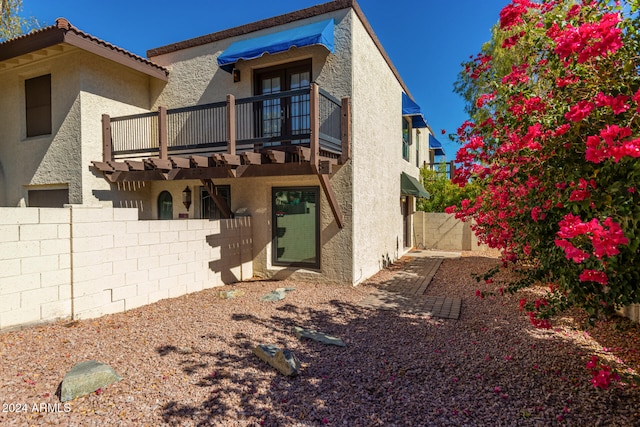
[155,257,640,426]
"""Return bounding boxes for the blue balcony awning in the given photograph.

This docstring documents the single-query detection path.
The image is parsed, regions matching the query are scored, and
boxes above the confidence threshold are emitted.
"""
[401,93,428,128]
[429,134,446,157]
[217,19,335,72]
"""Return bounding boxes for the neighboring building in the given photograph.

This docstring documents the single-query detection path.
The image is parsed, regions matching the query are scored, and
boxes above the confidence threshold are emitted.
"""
[0,0,444,285]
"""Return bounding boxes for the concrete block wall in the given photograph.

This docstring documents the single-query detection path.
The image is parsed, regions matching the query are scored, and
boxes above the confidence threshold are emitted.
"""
[414,212,490,252]
[0,207,252,331]
[0,208,72,331]
[618,304,640,323]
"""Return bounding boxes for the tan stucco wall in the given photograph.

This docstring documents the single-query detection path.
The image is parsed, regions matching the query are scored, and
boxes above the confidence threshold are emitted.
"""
[150,10,352,109]
[0,6,425,285]
[147,10,354,284]
[143,166,352,284]
[350,12,422,283]
[0,54,81,206]
[415,128,435,167]
[0,46,159,208]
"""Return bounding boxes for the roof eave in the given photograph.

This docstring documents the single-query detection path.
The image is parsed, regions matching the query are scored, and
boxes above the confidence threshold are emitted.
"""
[146,0,409,95]
[0,27,65,62]
[0,19,169,81]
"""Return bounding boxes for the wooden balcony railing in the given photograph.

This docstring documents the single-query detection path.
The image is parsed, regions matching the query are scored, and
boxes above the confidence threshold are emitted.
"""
[424,161,456,180]
[101,83,350,165]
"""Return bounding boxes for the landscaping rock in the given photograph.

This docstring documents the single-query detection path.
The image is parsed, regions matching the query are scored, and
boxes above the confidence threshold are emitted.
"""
[292,326,346,347]
[253,344,300,376]
[219,289,245,299]
[60,361,122,402]
[259,287,294,302]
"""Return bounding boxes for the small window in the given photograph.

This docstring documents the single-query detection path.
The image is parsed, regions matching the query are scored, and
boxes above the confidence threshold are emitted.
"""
[28,188,68,207]
[25,74,52,137]
[402,118,411,161]
[200,185,231,219]
[416,130,421,167]
[272,187,320,268]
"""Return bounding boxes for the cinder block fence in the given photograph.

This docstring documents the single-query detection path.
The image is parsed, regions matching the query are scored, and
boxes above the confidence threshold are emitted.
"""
[413,212,487,252]
[0,207,252,331]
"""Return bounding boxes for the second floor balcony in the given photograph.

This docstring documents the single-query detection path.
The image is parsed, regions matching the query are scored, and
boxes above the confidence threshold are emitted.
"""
[94,83,350,181]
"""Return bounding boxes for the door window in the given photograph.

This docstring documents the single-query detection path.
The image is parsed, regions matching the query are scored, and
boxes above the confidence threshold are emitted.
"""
[272,186,319,268]
[255,61,311,145]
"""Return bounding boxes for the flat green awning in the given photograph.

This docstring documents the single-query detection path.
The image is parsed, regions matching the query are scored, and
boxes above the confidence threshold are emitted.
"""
[401,172,430,199]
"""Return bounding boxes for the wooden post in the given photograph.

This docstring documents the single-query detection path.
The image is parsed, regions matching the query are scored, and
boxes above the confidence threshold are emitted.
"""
[310,83,320,170]
[450,160,456,180]
[101,114,112,162]
[158,106,168,160]
[201,179,232,219]
[227,94,236,155]
[318,174,344,229]
[340,96,351,164]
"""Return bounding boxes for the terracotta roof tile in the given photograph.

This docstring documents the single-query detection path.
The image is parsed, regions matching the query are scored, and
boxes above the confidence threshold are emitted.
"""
[0,18,168,78]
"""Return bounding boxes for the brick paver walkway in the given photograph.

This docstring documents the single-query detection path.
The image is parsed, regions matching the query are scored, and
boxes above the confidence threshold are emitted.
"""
[358,255,462,319]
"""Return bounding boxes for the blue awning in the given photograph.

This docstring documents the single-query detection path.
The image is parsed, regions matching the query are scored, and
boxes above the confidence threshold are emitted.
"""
[402,93,428,128]
[218,19,334,72]
[429,134,446,157]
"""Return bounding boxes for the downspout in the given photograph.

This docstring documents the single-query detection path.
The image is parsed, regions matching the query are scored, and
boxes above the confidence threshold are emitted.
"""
[69,205,75,320]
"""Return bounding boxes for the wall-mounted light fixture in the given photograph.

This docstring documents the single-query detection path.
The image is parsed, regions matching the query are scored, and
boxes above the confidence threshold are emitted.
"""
[400,195,407,203]
[182,186,192,210]
[233,69,241,83]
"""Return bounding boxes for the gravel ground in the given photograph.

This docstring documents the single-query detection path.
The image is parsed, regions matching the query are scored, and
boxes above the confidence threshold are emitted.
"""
[1,254,639,426]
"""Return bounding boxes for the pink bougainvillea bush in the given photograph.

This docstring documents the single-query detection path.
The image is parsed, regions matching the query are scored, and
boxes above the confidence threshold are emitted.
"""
[449,0,640,325]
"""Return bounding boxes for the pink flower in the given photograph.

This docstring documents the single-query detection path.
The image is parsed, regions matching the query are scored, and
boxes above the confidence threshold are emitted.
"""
[519,298,527,312]
[534,299,548,309]
[554,239,590,263]
[579,269,608,285]
[586,356,599,370]
[565,100,594,122]
[502,31,526,48]
[527,312,552,329]
[595,92,630,114]
[549,13,623,64]
[499,1,530,29]
[566,4,581,18]
[502,63,530,85]
[568,189,590,202]
[476,92,496,108]
[556,74,580,87]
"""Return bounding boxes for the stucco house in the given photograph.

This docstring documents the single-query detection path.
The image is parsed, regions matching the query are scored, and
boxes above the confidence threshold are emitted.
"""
[0,0,444,286]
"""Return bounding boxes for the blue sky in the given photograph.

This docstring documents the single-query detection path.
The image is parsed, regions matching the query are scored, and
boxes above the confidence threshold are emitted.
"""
[20,0,507,158]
